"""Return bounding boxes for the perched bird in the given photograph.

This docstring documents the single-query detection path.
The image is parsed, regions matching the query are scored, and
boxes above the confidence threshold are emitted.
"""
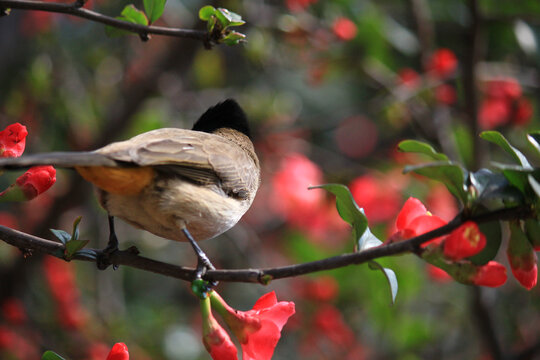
[0,99,260,274]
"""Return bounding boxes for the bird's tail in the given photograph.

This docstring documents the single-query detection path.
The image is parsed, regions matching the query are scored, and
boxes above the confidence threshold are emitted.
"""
[0,152,118,169]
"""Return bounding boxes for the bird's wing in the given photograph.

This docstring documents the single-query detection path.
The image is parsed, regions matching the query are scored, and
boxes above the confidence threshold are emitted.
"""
[98,128,258,198]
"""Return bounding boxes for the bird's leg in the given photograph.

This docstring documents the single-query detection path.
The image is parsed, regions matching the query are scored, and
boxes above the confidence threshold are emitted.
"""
[182,228,217,287]
[97,216,120,270]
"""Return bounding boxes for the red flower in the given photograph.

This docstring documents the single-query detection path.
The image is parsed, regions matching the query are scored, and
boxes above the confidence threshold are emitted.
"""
[106,343,129,360]
[0,123,28,158]
[335,116,378,158]
[212,291,295,360]
[426,48,458,79]
[350,174,401,223]
[469,261,507,287]
[392,197,447,246]
[200,295,238,360]
[312,305,355,348]
[485,78,522,100]
[512,98,533,126]
[15,165,56,200]
[1,298,27,324]
[332,17,357,41]
[435,84,457,105]
[397,68,421,89]
[507,225,538,290]
[286,0,317,12]
[298,276,339,302]
[478,98,510,129]
[443,221,486,260]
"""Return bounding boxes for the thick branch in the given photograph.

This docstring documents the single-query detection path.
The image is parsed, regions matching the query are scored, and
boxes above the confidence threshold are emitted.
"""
[0,205,531,284]
[0,0,208,42]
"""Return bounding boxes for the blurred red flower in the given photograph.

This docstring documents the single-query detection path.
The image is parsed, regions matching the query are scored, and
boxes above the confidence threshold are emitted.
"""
[43,257,87,329]
[443,221,486,261]
[470,261,507,287]
[106,343,130,360]
[15,165,56,200]
[212,291,295,360]
[312,304,355,348]
[392,197,447,246]
[478,98,510,129]
[335,116,378,158]
[1,298,27,325]
[426,48,458,79]
[333,17,357,41]
[350,174,401,223]
[0,123,27,158]
[435,84,457,105]
[286,0,317,12]
[397,68,421,89]
[512,98,533,126]
[484,78,522,100]
[297,275,339,302]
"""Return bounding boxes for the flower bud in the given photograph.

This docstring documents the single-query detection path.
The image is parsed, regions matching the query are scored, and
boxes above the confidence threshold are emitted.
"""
[15,166,56,200]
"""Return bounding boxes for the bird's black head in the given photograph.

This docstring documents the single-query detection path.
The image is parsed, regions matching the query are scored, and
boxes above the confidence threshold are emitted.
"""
[192,99,251,139]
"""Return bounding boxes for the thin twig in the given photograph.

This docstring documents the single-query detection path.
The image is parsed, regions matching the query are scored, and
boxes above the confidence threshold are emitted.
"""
[0,205,531,284]
[0,0,209,43]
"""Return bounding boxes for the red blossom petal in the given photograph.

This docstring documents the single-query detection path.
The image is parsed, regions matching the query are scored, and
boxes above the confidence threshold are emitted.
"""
[332,17,357,41]
[478,98,510,129]
[252,291,277,311]
[0,123,28,158]
[15,165,56,200]
[395,197,427,230]
[443,221,486,260]
[106,343,129,360]
[407,214,447,246]
[426,48,458,79]
[471,261,507,287]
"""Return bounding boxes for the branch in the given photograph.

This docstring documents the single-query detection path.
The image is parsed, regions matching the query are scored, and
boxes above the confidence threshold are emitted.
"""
[0,205,531,284]
[0,0,210,43]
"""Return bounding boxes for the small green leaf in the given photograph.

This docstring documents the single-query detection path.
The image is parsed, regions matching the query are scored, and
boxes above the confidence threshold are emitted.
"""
[74,249,98,261]
[368,260,398,305]
[527,132,540,157]
[528,175,540,198]
[215,7,245,28]
[404,162,467,204]
[525,218,540,249]
[221,31,247,45]
[480,131,532,169]
[397,140,448,161]
[105,5,148,37]
[143,0,166,24]
[120,4,149,25]
[42,351,66,360]
[199,5,216,21]
[508,221,533,256]
[64,239,90,259]
[357,227,383,251]
[469,169,523,205]
[309,184,367,242]
[50,229,71,245]
[71,216,82,241]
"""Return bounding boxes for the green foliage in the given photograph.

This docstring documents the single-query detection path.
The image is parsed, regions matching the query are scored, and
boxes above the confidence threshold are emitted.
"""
[198,5,246,45]
[106,5,149,37]
[41,351,66,360]
[50,216,90,260]
[480,131,532,169]
[398,140,449,161]
[405,162,468,204]
[143,0,166,24]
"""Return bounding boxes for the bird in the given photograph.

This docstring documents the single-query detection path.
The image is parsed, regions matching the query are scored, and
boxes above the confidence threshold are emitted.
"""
[0,99,260,276]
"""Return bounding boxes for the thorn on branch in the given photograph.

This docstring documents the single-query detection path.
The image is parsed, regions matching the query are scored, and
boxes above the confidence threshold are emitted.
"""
[139,32,150,42]
[73,0,85,8]
[0,7,10,16]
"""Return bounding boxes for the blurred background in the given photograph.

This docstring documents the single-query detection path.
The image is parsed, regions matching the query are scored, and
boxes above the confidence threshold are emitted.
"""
[0,0,539,359]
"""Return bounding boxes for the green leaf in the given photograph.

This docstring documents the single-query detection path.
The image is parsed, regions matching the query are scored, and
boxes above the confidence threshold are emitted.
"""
[42,351,66,360]
[105,5,149,37]
[221,31,247,45]
[199,5,216,21]
[525,218,540,249]
[309,184,367,242]
[357,227,383,251]
[215,7,245,28]
[508,221,533,256]
[469,169,523,205]
[143,0,166,24]
[368,260,398,305]
[64,239,90,259]
[480,131,532,169]
[120,4,149,25]
[50,229,71,245]
[527,132,540,157]
[404,162,467,204]
[467,220,502,265]
[397,140,448,161]
[71,216,82,241]
[528,175,540,198]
